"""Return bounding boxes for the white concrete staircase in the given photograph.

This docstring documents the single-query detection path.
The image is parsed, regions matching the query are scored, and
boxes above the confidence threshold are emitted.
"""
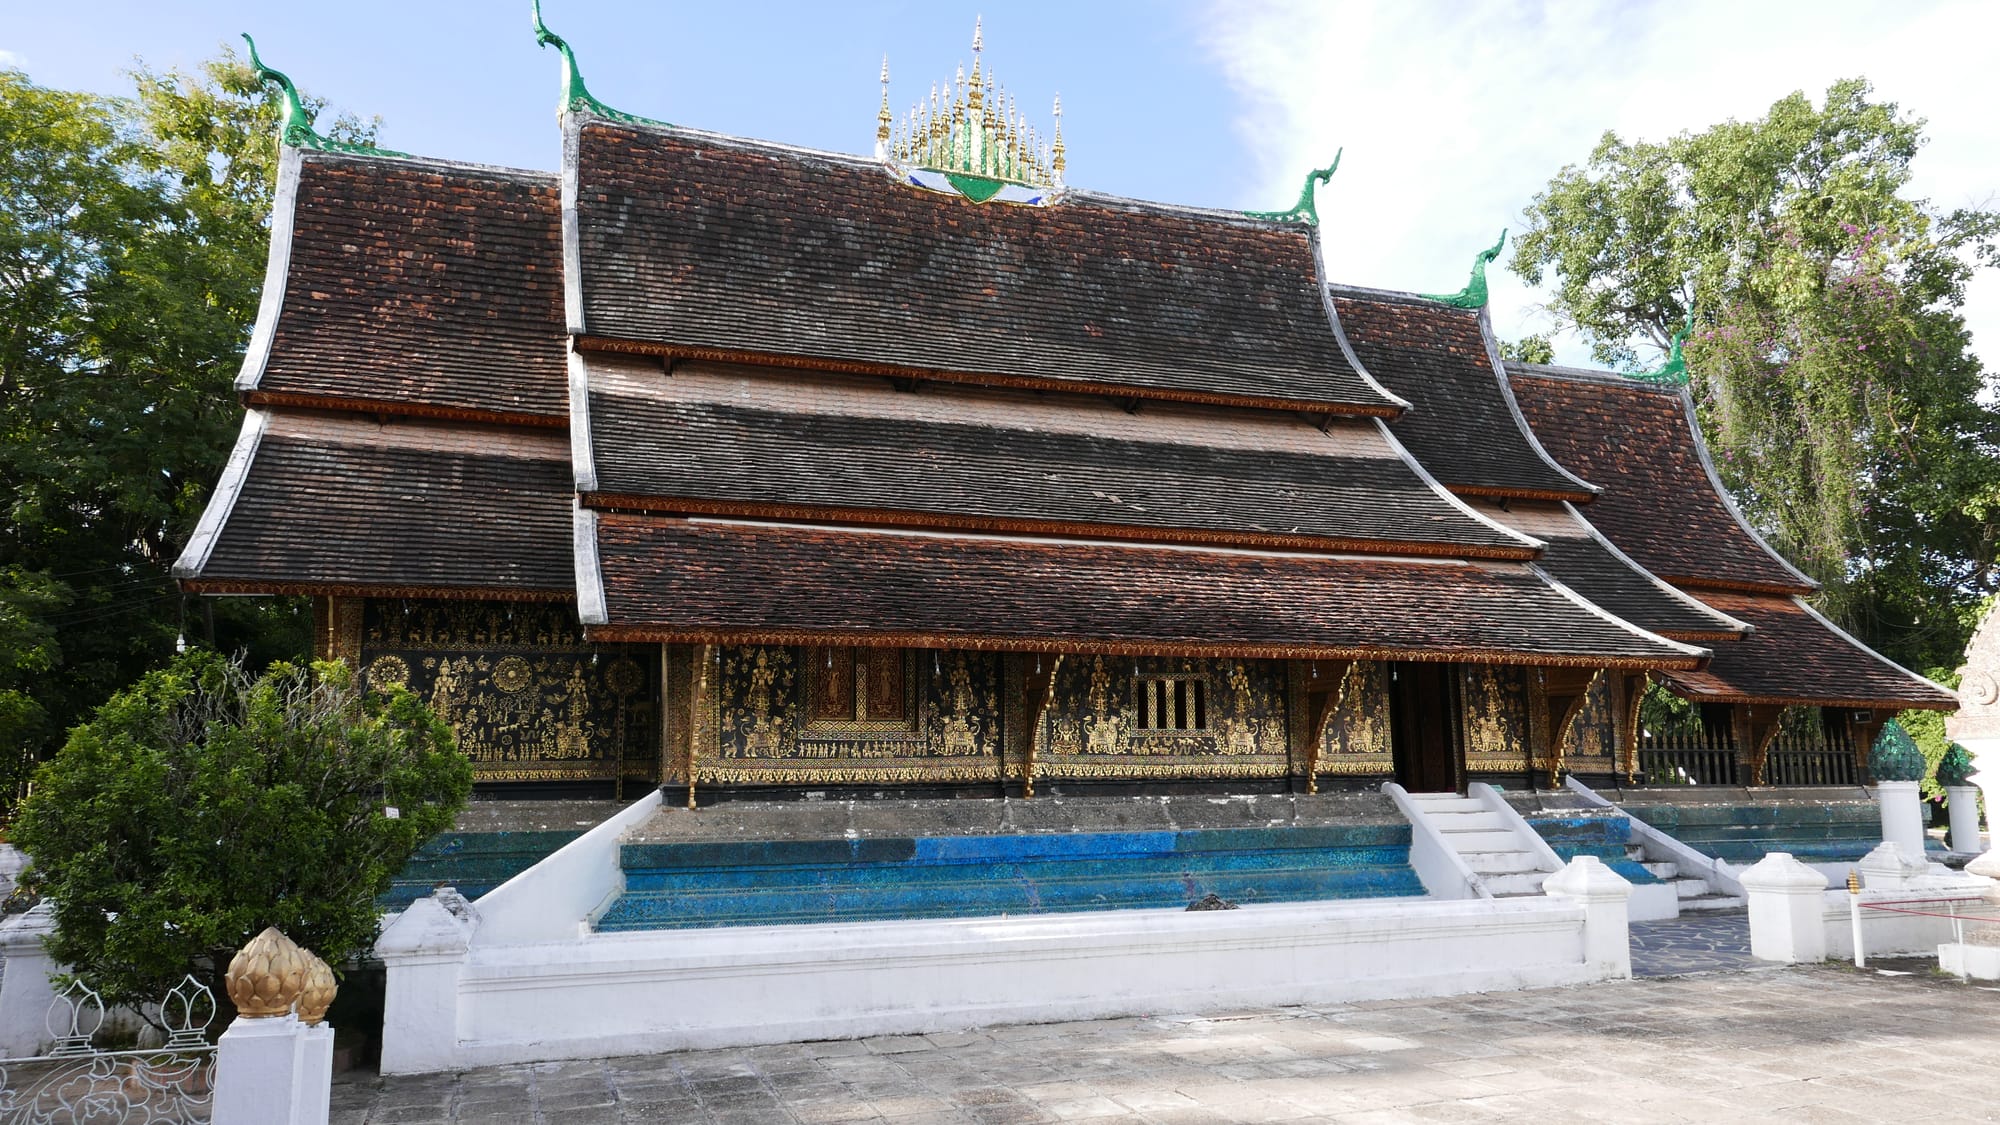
[1402,791,1555,898]
[1623,843,1743,912]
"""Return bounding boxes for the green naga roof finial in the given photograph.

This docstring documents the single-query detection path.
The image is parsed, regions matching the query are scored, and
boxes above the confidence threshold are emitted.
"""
[242,34,405,157]
[1630,308,1695,386]
[531,0,670,127]
[1420,230,1507,309]
[1245,151,1341,225]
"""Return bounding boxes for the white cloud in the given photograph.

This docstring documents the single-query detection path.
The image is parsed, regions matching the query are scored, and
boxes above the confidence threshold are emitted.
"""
[1200,0,2000,371]
[0,49,25,69]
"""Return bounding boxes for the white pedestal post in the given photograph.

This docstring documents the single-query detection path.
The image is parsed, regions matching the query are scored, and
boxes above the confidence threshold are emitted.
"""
[213,1013,329,1125]
[1542,856,1635,978]
[1948,785,1985,854]
[1876,780,1927,859]
[375,890,478,1076]
[1741,852,1829,963]
[0,902,60,1056]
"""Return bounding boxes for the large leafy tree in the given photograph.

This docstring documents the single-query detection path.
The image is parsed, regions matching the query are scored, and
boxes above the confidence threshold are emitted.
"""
[1512,78,2000,671]
[0,52,375,804]
[11,652,470,1018]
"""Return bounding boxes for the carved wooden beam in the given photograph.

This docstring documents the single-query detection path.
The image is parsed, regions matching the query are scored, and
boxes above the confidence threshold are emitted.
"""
[1741,702,1787,785]
[688,643,714,808]
[1617,673,1650,783]
[1298,659,1353,795]
[1542,666,1603,776]
[1021,654,1064,798]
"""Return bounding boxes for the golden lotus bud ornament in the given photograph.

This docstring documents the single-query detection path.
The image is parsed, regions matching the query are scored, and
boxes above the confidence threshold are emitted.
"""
[225,927,310,1018]
[296,949,338,1026]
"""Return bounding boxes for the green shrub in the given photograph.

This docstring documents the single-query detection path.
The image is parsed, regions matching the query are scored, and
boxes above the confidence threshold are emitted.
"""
[11,651,470,1022]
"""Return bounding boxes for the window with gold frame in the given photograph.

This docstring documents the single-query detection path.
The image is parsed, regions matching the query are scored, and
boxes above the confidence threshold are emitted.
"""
[1133,673,1210,733]
[804,646,917,733]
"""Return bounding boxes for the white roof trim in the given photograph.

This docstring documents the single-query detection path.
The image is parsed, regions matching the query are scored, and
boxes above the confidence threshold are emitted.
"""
[1792,596,1959,701]
[574,502,608,625]
[568,347,598,492]
[1369,418,1544,552]
[234,148,302,392]
[1314,234,1412,412]
[1677,391,1820,591]
[1476,306,1598,497]
[172,409,271,578]
[1559,501,1754,636]
[560,113,586,336]
[1527,563,1710,661]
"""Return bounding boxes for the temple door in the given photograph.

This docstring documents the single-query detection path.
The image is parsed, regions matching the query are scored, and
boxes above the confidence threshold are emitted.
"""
[1390,662,1462,793]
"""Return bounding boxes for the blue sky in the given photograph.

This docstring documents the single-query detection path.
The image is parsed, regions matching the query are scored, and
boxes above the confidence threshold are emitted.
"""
[11,1,1998,372]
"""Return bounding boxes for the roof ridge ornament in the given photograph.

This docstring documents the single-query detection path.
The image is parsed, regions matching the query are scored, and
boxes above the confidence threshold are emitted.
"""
[881,19,1066,206]
[1630,308,1695,385]
[241,33,407,157]
[1420,229,1506,308]
[1244,152,1341,225]
[531,0,671,127]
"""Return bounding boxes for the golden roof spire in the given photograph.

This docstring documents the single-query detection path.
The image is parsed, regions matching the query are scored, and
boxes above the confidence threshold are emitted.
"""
[876,56,893,147]
[1051,93,1065,178]
[880,19,1065,201]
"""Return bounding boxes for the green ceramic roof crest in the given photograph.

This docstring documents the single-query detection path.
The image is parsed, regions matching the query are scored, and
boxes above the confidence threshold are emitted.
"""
[1244,151,1341,225]
[1420,229,1507,309]
[1938,741,1976,787]
[1868,720,1928,783]
[531,0,671,127]
[1629,309,1695,386]
[242,34,407,157]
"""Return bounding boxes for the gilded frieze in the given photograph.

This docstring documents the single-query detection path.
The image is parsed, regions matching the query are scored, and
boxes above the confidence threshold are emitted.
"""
[1039,656,1289,780]
[359,599,659,784]
[1461,664,1531,773]
[1318,661,1393,776]
[702,646,1005,785]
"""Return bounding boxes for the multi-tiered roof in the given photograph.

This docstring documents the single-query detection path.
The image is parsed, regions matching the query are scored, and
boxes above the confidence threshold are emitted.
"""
[175,16,1955,712]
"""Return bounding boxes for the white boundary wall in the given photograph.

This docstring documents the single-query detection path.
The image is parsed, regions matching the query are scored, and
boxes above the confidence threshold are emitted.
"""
[376,798,1636,1075]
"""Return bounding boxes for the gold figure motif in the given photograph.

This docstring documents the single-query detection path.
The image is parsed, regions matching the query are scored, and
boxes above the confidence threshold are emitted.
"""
[1462,665,1531,770]
[358,599,659,784]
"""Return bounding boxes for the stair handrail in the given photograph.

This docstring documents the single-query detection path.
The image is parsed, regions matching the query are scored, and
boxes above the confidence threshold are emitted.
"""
[1564,775,1744,898]
[1381,783,1492,900]
[1468,782,1564,874]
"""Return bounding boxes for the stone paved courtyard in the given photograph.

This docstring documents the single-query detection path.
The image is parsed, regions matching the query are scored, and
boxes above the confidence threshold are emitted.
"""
[330,934,2000,1124]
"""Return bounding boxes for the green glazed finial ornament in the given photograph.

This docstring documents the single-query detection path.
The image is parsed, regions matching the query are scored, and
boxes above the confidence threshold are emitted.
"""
[1631,307,1695,386]
[1938,742,1976,787]
[1868,721,1927,783]
[1420,229,1507,309]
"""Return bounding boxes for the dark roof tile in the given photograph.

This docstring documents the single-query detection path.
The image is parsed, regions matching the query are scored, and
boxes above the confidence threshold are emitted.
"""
[573,123,1392,413]
[1333,290,1589,500]
[1508,367,1814,594]
[589,517,1702,668]
[1666,593,1956,709]
[257,154,567,422]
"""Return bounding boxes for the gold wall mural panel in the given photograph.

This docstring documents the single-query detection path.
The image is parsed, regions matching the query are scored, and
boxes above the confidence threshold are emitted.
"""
[1317,661,1393,776]
[1562,672,1618,768]
[1037,656,1290,780]
[702,646,1006,785]
[358,599,660,783]
[1461,664,1531,773]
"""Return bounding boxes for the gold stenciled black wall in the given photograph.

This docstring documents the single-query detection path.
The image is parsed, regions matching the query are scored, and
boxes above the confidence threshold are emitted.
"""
[1040,656,1289,780]
[357,599,659,784]
[699,645,1005,785]
[1560,672,1618,774]
[1461,664,1532,773]
[1316,661,1392,776]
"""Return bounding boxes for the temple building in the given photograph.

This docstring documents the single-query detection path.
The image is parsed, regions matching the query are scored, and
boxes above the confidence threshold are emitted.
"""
[176,18,1953,816]
[154,15,1982,1066]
